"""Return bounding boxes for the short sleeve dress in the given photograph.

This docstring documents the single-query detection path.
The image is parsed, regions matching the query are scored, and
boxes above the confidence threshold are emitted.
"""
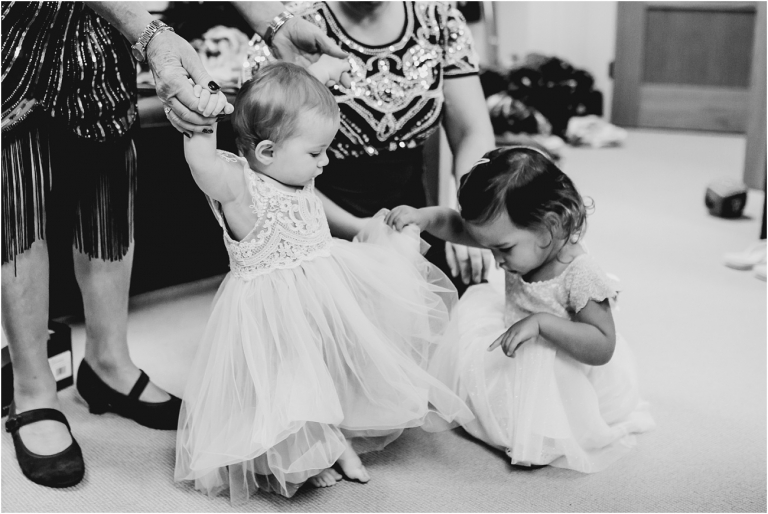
[430,254,656,472]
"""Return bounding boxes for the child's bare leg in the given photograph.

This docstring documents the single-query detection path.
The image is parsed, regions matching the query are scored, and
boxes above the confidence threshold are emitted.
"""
[308,468,343,488]
[336,440,370,483]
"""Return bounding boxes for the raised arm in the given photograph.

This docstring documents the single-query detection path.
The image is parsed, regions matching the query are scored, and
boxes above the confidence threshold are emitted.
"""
[183,125,240,204]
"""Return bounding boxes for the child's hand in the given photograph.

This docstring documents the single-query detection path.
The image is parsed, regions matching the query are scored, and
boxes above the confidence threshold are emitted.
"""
[488,314,540,358]
[191,84,231,117]
[385,205,430,232]
[308,54,351,87]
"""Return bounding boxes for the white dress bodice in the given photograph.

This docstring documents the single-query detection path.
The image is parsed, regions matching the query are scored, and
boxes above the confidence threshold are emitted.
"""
[208,151,333,280]
[504,254,619,326]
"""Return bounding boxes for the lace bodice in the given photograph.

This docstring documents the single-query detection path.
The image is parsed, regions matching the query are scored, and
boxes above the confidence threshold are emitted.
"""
[208,151,333,279]
[504,254,619,326]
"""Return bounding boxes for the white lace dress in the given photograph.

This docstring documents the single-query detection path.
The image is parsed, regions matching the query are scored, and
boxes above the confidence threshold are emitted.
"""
[430,254,655,472]
[174,152,472,501]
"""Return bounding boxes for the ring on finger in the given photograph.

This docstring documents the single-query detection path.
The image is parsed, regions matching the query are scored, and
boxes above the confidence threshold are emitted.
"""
[163,105,172,116]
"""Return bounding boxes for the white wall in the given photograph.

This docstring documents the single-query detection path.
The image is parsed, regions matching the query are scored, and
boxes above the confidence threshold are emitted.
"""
[474,1,618,120]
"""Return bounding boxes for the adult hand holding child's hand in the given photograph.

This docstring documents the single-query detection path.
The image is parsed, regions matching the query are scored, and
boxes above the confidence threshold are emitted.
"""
[147,29,233,136]
[191,84,230,119]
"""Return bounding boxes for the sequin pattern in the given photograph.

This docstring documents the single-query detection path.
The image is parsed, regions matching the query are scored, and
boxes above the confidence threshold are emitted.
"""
[2,2,136,141]
[244,1,479,159]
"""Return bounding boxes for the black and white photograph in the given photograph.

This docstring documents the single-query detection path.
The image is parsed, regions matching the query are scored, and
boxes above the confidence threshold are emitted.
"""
[1,0,765,512]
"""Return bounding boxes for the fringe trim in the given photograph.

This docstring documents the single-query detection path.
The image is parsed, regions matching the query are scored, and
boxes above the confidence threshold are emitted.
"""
[1,121,52,269]
[2,120,137,267]
[71,135,137,262]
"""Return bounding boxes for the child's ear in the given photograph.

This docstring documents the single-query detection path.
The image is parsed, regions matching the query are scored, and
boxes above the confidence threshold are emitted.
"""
[541,212,566,245]
[253,140,276,165]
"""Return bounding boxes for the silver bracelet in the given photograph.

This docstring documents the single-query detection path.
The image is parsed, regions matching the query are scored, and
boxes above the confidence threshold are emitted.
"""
[263,11,294,48]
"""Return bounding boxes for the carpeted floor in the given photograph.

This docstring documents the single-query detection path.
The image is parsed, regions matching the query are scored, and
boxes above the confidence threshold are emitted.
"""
[2,130,766,512]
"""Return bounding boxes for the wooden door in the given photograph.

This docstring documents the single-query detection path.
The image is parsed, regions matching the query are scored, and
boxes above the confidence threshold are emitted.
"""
[612,2,760,133]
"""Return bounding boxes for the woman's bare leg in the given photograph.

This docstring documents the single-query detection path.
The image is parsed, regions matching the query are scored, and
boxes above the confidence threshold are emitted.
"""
[73,243,169,402]
[2,240,72,454]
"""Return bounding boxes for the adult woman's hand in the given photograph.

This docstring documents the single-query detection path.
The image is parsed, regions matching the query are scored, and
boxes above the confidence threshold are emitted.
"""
[271,17,345,65]
[271,18,352,87]
[146,30,234,136]
[445,242,494,285]
[231,2,352,87]
[309,55,352,88]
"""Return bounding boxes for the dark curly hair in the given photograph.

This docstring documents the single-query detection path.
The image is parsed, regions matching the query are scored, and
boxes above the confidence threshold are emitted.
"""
[458,146,592,245]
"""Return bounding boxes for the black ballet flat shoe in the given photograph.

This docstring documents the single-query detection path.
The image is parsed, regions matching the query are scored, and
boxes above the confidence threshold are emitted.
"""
[5,403,85,488]
[76,360,182,430]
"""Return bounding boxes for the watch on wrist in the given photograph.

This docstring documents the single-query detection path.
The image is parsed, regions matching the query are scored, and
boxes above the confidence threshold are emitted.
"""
[131,19,174,62]
[263,11,295,48]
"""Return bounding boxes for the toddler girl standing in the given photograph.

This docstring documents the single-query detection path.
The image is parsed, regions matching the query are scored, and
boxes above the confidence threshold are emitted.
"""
[387,146,655,472]
[173,62,471,501]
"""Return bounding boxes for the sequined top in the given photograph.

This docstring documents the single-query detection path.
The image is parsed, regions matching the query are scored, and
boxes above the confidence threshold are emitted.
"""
[1,1,137,141]
[207,151,333,280]
[246,1,479,160]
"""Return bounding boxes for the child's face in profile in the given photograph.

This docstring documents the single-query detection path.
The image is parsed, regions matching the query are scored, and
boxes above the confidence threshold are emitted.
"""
[268,111,339,187]
[466,211,556,277]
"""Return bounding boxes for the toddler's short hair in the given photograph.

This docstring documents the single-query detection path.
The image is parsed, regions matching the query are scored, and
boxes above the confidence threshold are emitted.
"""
[458,146,591,244]
[232,62,339,155]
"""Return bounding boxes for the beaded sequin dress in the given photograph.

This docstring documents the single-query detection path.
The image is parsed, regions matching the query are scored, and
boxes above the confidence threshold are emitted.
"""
[429,254,655,472]
[174,152,472,501]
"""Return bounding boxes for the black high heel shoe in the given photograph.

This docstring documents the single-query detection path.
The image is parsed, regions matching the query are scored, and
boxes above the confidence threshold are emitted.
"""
[76,360,182,430]
[5,403,85,488]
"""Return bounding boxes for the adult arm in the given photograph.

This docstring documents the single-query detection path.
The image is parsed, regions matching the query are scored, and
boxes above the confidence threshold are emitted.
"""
[232,2,347,66]
[89,2,350,136]
[441,75,497,283]
[442,75,496,183]
[87,2,224,135]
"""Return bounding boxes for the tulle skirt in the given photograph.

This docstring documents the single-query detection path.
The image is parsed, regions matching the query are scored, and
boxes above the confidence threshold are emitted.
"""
[430,282,655,473]
[175,220,472,501]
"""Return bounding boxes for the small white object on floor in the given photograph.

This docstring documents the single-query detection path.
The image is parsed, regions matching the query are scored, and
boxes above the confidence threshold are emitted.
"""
[723,240,767,270]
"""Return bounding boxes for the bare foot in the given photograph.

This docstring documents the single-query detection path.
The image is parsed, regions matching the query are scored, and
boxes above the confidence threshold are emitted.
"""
[336,441,370,483]
[309,468,342,488]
